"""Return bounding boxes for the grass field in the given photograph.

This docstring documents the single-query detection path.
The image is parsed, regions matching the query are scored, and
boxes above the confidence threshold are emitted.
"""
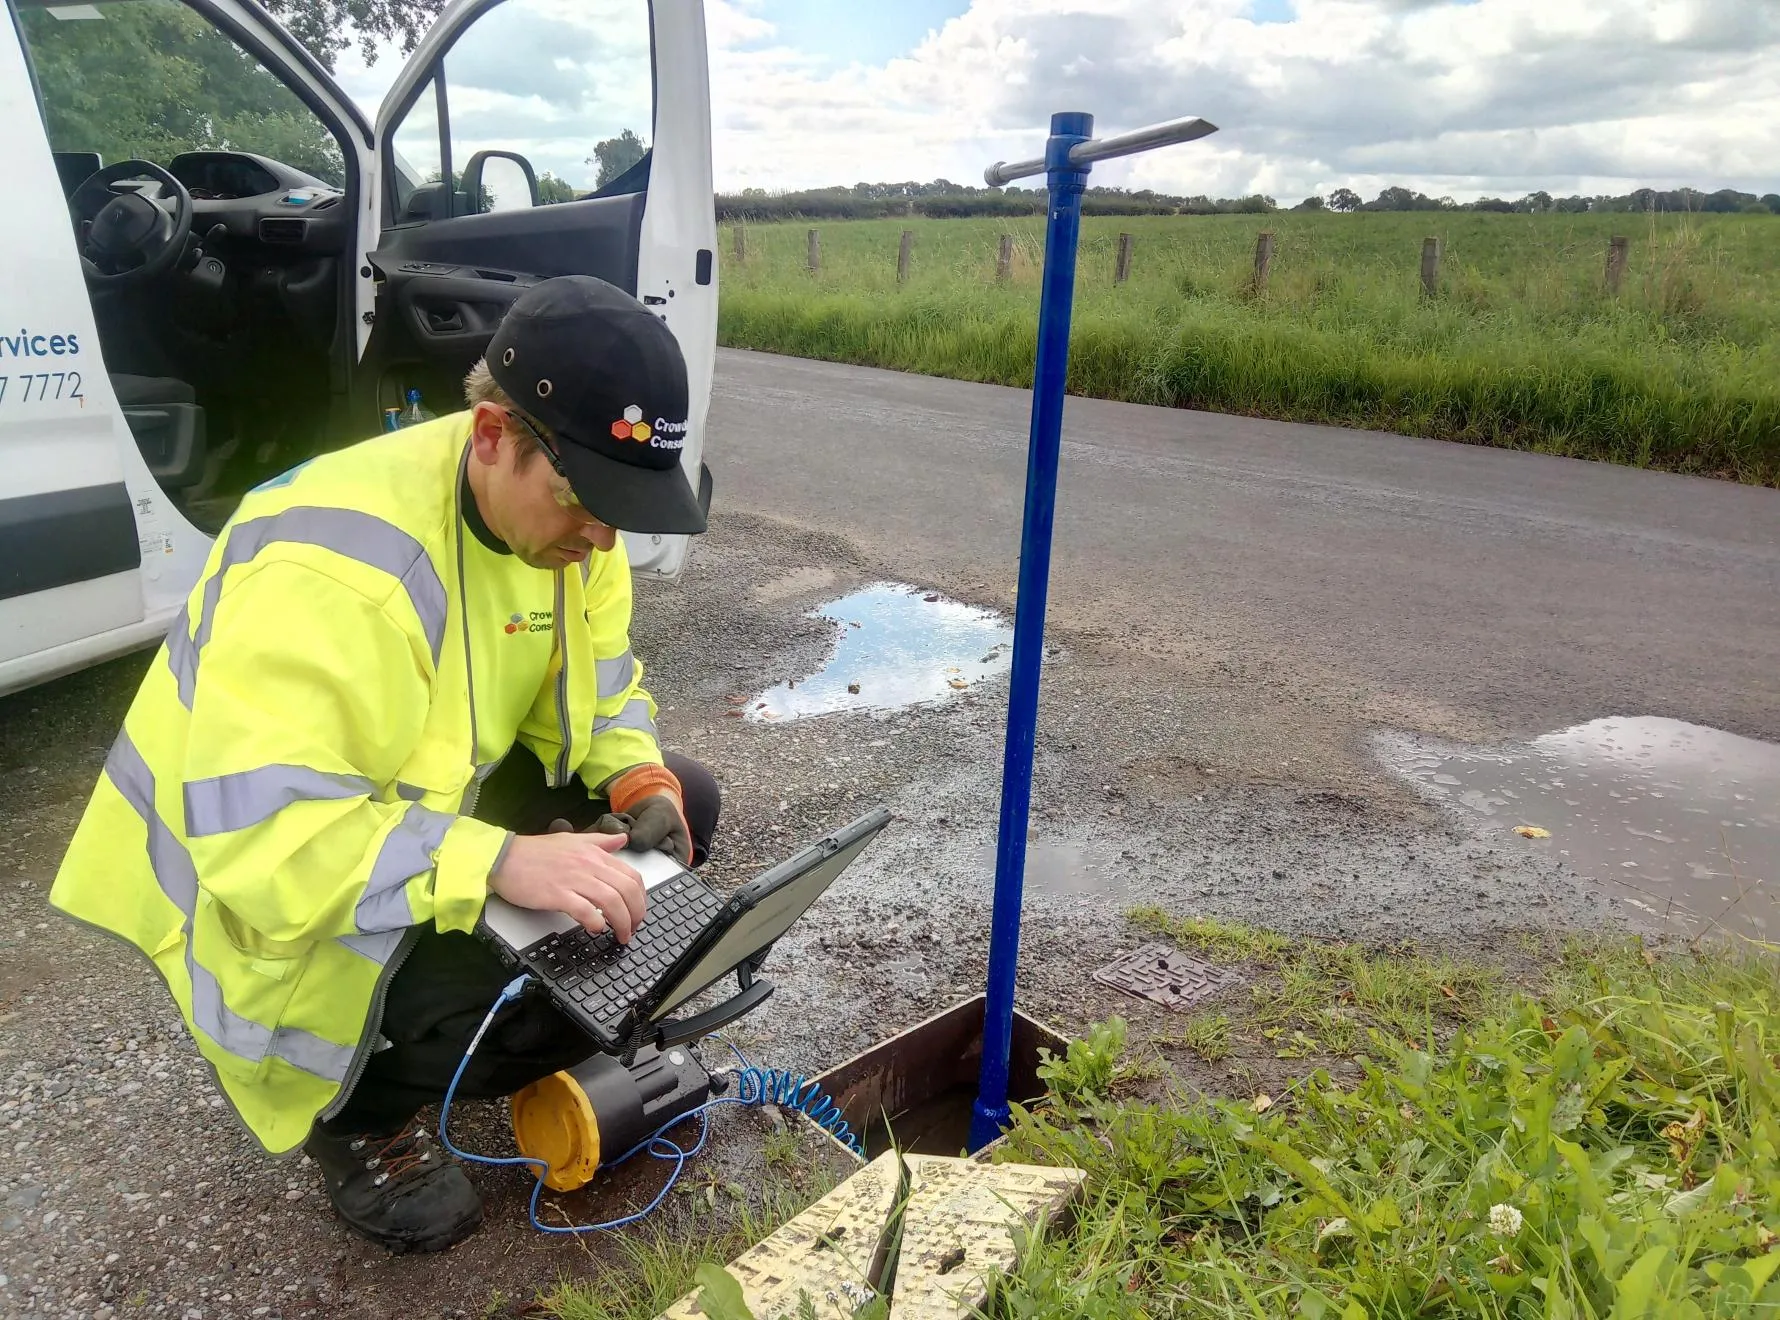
[717,213,1780,485]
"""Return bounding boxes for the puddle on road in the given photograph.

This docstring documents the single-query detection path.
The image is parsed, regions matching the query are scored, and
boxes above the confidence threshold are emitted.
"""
[748,583,1013,721]
[1379,717,1779,940]
[976,840,1127,900]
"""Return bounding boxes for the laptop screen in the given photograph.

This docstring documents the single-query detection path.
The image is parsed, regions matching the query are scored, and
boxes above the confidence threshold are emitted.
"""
[648,824,884,1019]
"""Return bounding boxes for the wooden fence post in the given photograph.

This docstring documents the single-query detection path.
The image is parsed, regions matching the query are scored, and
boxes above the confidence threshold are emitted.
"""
[996,234,1013,282]
[1253,230,1275,294]
[1115,232,1134,284]
[1606,235,1630,294]
[1420,236,1443,298]
[732,223,745,265]
[807,228,820,274]
[897,229,913,283]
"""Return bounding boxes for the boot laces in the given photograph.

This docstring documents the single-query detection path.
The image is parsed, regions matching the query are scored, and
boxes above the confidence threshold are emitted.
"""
[346,1128,438,1187]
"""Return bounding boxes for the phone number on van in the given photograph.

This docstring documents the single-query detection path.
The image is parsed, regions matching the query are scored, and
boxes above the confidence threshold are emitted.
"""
[0,372,85,405]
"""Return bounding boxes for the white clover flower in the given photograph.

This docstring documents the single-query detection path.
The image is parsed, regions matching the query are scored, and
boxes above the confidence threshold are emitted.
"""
[1315,1217,1351,1251]
[1489,1203,1524,1237]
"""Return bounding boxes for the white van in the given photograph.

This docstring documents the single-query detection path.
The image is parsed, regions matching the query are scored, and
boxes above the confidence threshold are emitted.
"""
[0,0,717,697]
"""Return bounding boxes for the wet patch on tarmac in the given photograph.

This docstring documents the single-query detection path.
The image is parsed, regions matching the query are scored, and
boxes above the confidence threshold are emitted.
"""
[1377,716,1779,940]
[748,584,1012,722]
[976,839,1127,900]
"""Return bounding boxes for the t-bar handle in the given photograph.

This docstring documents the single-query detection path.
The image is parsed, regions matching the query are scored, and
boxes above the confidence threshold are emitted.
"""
[984,116,1219,187]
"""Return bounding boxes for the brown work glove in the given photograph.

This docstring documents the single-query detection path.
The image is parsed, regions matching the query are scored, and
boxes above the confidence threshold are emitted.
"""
[603,764,693,867]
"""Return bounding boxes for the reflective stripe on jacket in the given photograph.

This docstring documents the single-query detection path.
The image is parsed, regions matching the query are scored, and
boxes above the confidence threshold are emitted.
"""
[50,414,663,1154]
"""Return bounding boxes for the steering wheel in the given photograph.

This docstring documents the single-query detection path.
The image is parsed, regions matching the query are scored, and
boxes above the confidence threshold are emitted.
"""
[69,160,194,285]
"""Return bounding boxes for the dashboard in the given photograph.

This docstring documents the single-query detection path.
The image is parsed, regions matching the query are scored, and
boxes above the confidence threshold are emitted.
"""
[171,153,283,200]
[164,151,348,254]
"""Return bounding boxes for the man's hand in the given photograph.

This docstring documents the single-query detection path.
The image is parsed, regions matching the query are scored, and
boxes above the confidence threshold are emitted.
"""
[490,831,646,942]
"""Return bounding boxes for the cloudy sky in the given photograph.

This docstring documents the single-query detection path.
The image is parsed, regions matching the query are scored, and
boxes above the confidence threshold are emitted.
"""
[334,0,1780,204]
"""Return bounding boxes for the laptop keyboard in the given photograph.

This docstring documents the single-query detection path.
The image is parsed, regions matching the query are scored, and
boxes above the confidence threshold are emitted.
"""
[523,870,726,1030]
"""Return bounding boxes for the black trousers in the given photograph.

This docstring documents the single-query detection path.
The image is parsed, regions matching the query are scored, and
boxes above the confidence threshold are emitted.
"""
[319,746,720,1136]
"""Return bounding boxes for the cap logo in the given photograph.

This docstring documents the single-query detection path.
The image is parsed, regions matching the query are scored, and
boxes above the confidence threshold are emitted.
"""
[610,403,653,443]
[609,408,687,449]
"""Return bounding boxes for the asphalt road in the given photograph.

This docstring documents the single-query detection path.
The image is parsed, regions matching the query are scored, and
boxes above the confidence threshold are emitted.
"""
[710,349,1780,774]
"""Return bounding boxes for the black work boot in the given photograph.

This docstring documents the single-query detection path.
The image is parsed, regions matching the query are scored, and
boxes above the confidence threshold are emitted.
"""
[303,1124,483,1253]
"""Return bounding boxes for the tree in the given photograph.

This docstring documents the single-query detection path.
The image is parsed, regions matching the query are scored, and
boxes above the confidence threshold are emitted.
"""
[712,177,1780,223]
[260,0,445,71]
[537,172,579,205]
[590,129,647,189]
[1366,185,1422,211]
[1703,188,1756,213]
[22,2,344,184]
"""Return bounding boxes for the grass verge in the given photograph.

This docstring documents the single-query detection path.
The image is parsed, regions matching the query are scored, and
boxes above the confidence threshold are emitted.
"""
[1127,904,1502,1052]
[993,937,1780,1317]
[545,916,1777,1318]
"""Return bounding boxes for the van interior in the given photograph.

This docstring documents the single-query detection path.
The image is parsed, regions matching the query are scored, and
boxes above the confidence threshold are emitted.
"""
[15,0,366,529]
[14,0,656,532]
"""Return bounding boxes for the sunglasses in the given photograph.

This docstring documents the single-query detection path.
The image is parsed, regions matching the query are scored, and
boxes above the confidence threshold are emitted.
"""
[504,407,585,509]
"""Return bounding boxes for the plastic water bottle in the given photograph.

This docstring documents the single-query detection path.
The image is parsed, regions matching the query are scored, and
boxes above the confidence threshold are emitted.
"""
[399,388,436,428]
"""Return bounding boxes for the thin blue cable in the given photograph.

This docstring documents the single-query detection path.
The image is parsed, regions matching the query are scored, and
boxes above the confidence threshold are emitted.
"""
[709,1031,752,1071]
[437,980,859,1235]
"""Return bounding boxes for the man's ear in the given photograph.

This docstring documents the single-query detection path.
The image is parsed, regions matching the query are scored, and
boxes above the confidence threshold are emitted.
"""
[468,401,508,467]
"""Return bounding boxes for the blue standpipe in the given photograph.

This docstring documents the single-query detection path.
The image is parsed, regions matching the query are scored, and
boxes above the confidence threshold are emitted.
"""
[968,111,1094,1152]
[965,109,1218,1151]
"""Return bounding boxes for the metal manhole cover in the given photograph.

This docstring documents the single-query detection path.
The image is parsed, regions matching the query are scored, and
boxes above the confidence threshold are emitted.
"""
[1092,942,1242,1010]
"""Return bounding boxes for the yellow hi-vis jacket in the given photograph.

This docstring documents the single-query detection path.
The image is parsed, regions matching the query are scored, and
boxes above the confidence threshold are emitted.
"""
[50,414,664,1155]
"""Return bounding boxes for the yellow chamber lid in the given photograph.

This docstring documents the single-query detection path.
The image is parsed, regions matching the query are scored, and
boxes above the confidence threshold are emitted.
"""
[510,1069,602,1191]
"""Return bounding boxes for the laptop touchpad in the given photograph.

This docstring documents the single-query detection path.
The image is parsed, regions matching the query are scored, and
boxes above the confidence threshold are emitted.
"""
[624,848,687,892]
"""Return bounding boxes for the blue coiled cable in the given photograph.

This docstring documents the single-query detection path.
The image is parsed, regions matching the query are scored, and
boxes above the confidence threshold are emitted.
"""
[719,1037,864,1156]
[438,976,861,1235]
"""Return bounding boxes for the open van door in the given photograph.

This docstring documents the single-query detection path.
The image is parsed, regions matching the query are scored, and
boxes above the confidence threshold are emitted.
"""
[361,0,717,578]
[0,12,151,686]
[3,0,714,696]
[2,0,366,695]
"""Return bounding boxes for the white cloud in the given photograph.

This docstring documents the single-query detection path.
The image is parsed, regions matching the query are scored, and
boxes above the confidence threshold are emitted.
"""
[326,0,1780,203]
[705,0,1780,200]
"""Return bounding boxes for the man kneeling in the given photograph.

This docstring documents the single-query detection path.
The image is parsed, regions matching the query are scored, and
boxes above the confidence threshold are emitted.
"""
[52,277,716,1252]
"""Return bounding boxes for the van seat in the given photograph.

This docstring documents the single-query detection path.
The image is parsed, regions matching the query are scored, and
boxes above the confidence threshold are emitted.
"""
[116,376,206,488]
[113,374,196,407]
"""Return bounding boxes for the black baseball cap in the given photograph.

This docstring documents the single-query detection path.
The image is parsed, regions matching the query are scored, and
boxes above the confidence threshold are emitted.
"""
[486,275,706,535]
